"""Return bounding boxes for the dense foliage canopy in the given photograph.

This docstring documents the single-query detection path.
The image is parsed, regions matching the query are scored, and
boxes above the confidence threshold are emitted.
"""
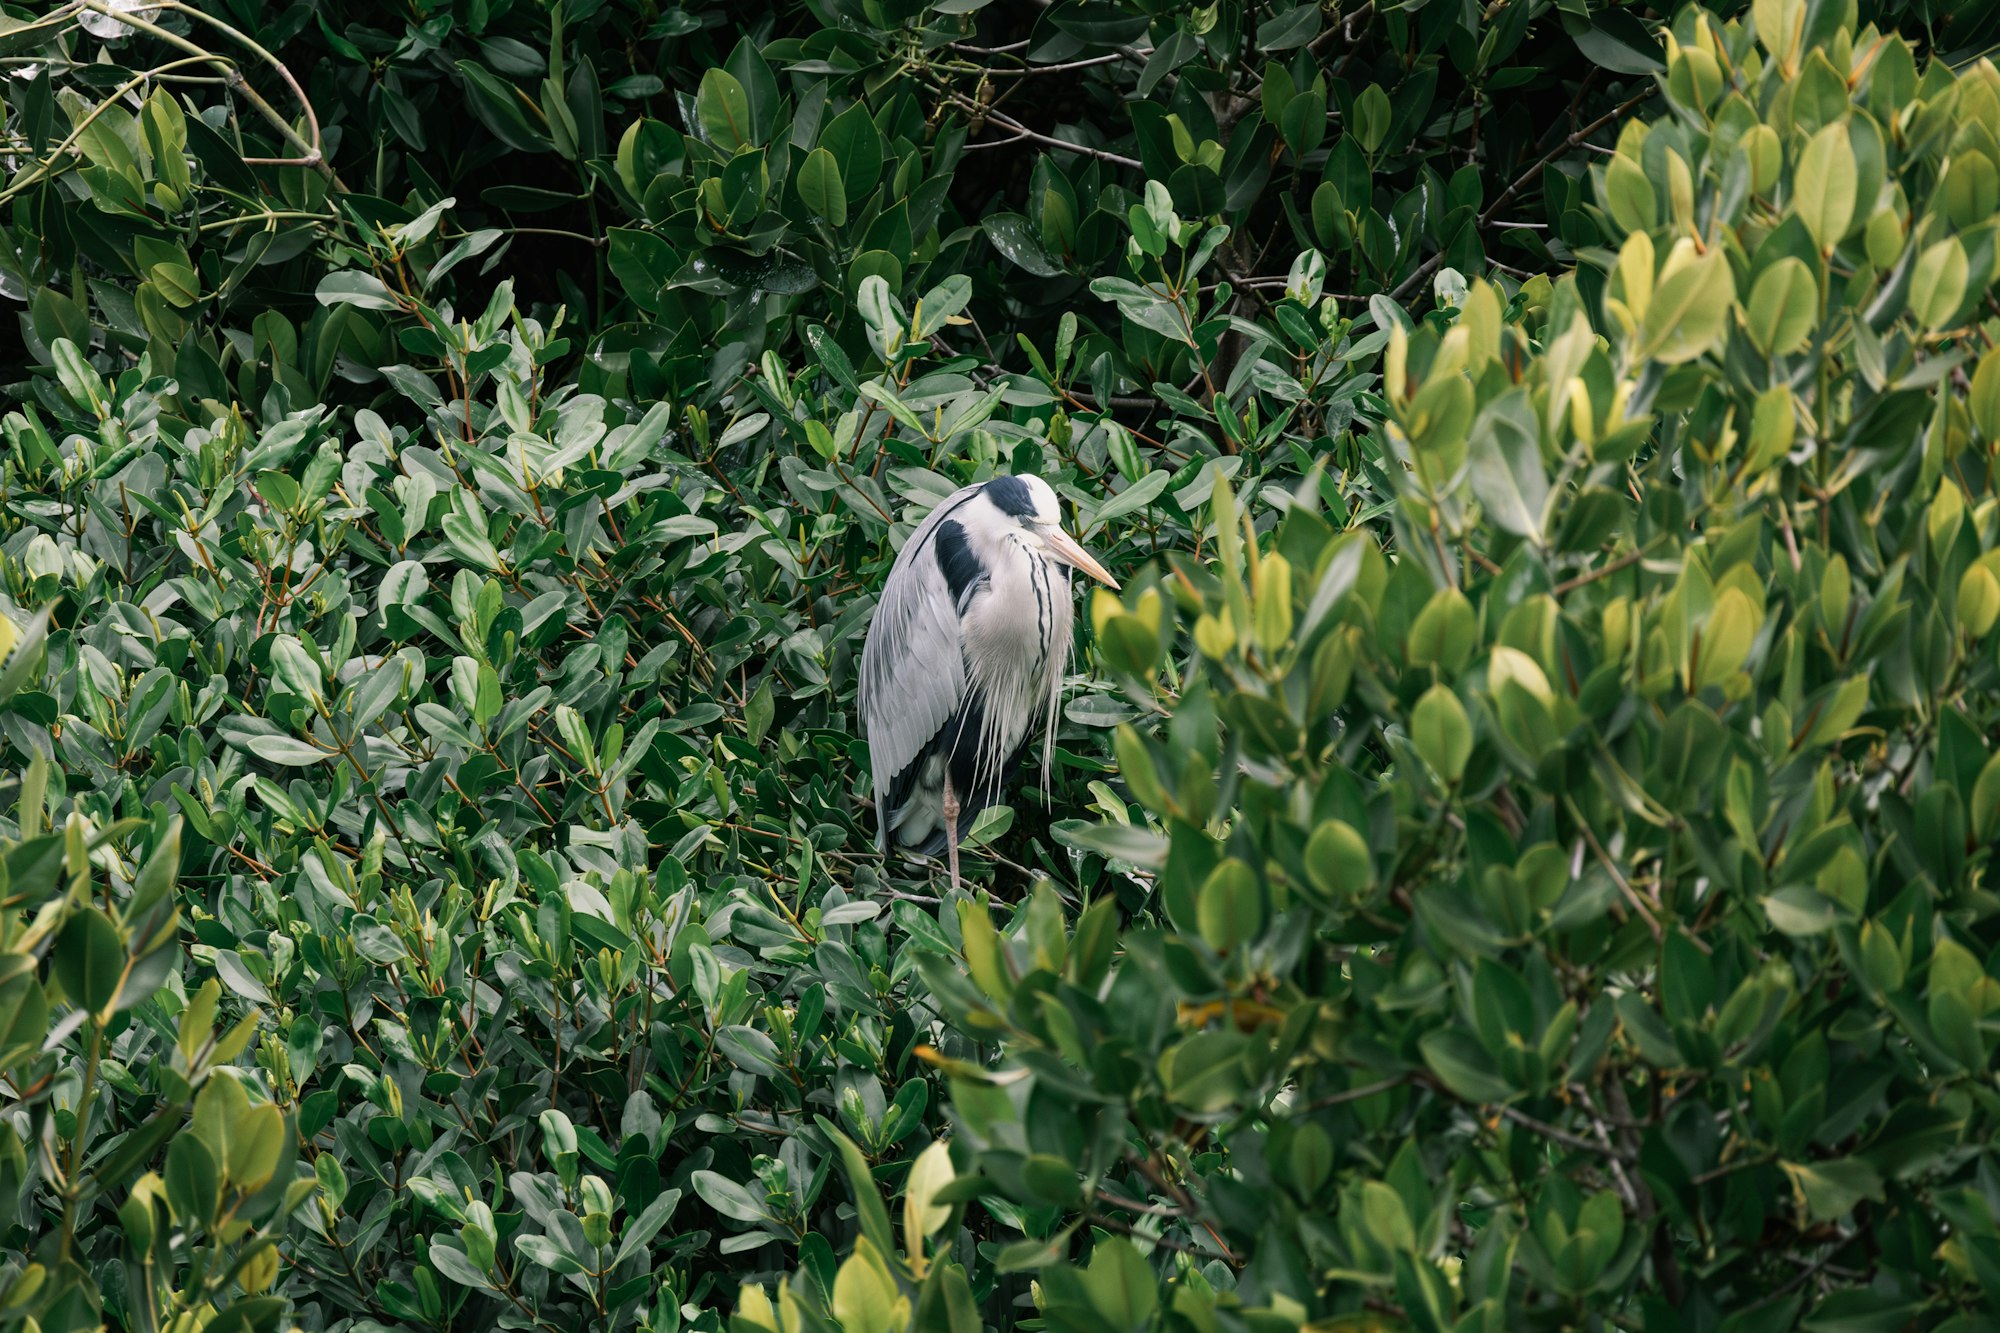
[5,0,2000,1330]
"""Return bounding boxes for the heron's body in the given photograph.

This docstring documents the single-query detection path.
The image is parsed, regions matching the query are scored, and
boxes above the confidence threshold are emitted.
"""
[859,475,1117,871]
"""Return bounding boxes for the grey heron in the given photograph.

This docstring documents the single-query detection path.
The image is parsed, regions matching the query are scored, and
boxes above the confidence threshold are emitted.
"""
[859,473,1120,891]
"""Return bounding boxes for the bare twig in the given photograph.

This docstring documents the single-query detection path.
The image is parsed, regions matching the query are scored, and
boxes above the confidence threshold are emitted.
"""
[936,88,1142,170]
[1497,1103,1638,1163]
[64,0,344,188]
[980,53,1132,77]
[1565,797,1665,942]
[1303,1073,1413,1111]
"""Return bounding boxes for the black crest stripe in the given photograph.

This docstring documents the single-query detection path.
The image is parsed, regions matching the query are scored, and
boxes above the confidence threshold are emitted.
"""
[984,475,1036,517]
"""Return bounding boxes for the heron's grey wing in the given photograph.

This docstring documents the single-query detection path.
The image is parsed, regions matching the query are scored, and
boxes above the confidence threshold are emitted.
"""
[858,485,987,842]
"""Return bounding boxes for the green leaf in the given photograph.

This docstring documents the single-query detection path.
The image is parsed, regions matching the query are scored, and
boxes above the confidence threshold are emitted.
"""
[0,961,49,1070]
[1908,237,1968,330]
[454,61,551,152]
[1095,276,1199,345]
[54,906,124,1014]
[832,1239,899,1330]
[1803,676,1869,748]
[316,271,402,312]
[691,1170,770,1223]
[1304,820,1375,897]
[1411,685,1472,784]
[1972,353,2000,441]
[1048,5,1152,44]
[1764,886,1845,935]
[225,1103,285,1191]
[614,1188,683,1267]
[443,498,504,571]
[1603,155,1656,235]
[517,1235,589,1275]
[1351,84,1392,154]
[1407,587,1478,674]
[1636,250,1735,364]
[1466,389,1550,542]
[269,636,322,701]
[822,1124,898,1261]
[1051,821,1170,868]
[1781,1157,1884,1224]
[1082,1237,1158,1328]
[245,735,331,767]
[903,1141,955,1257]
[1746,382,1797,474]
[1196,858,1263,953]
[1793,122,1857,251]
[1158,1031,1249,1113]
[1419,1029,1512,1102]
[1970,750,2000,841]
[1745,256,1818,357]
[1569,8,1666,73]
[1085,470,1171,535]
[696,68,753,152]
[128,818,181,921]
[165,1133,220,1226]
[805,324,862,396]
[429,1240,495,1289]
[50,339,105,416]
[1256,5,1320,51]
[150,262,200,307]
[796,146,847,227]
[820,101,884,195]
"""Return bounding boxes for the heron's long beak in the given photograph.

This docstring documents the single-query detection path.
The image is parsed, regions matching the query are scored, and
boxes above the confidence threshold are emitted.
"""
[1043,527,1120,589]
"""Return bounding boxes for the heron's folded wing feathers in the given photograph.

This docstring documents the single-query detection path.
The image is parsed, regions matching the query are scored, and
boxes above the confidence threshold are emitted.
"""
[859,485,985,818]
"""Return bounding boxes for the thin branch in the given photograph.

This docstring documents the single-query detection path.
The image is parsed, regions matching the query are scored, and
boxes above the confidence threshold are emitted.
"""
[1303,1073,1413,1111]
[1565,797,1665,942]
[1086,1212,1238,1264]
[1550,544,1648,596]
[1096,1188,1189,1218]
[981,53,1132,77]
[64,0,344,188]
[959,126,1034,153]
[1497,1104,1638,1163]
[945,38,1030,55]
[937,89,1142,170]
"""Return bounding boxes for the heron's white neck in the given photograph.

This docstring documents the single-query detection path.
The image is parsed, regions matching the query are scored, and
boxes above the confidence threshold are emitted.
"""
[956,526,1073,796]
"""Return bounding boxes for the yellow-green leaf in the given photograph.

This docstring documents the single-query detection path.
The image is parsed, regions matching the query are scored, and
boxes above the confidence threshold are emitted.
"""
[902,1140,955,1264]
[1746,382,1796,474]
[1794,122,1857,251]
[1408,586,1478,675]
[1959,564,2000,637]
[1411,684,1472,784]
[1604,155,1656,236]
[1637,250,1735,364]
[1973,750,2000,841]
[1970,353,2000,441]
[1744,256,1817,357]
[1304,820,1375,897]
[1697,588,1758,688]
[1804,676,1869,748]
[1909,237,1968,330]
[1197,858,1263,953]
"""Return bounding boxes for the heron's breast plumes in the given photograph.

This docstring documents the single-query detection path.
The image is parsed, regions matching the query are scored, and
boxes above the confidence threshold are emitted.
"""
[958,539,1072,795]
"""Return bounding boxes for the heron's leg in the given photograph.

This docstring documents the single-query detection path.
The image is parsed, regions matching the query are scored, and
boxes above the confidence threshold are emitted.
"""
[942,774,962,895]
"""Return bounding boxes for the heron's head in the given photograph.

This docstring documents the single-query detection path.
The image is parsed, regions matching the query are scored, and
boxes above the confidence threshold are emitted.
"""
[982,475,1120,589]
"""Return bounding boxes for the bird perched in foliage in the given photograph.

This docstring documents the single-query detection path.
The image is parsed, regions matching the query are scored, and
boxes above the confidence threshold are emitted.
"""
[859,474,1119,890]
